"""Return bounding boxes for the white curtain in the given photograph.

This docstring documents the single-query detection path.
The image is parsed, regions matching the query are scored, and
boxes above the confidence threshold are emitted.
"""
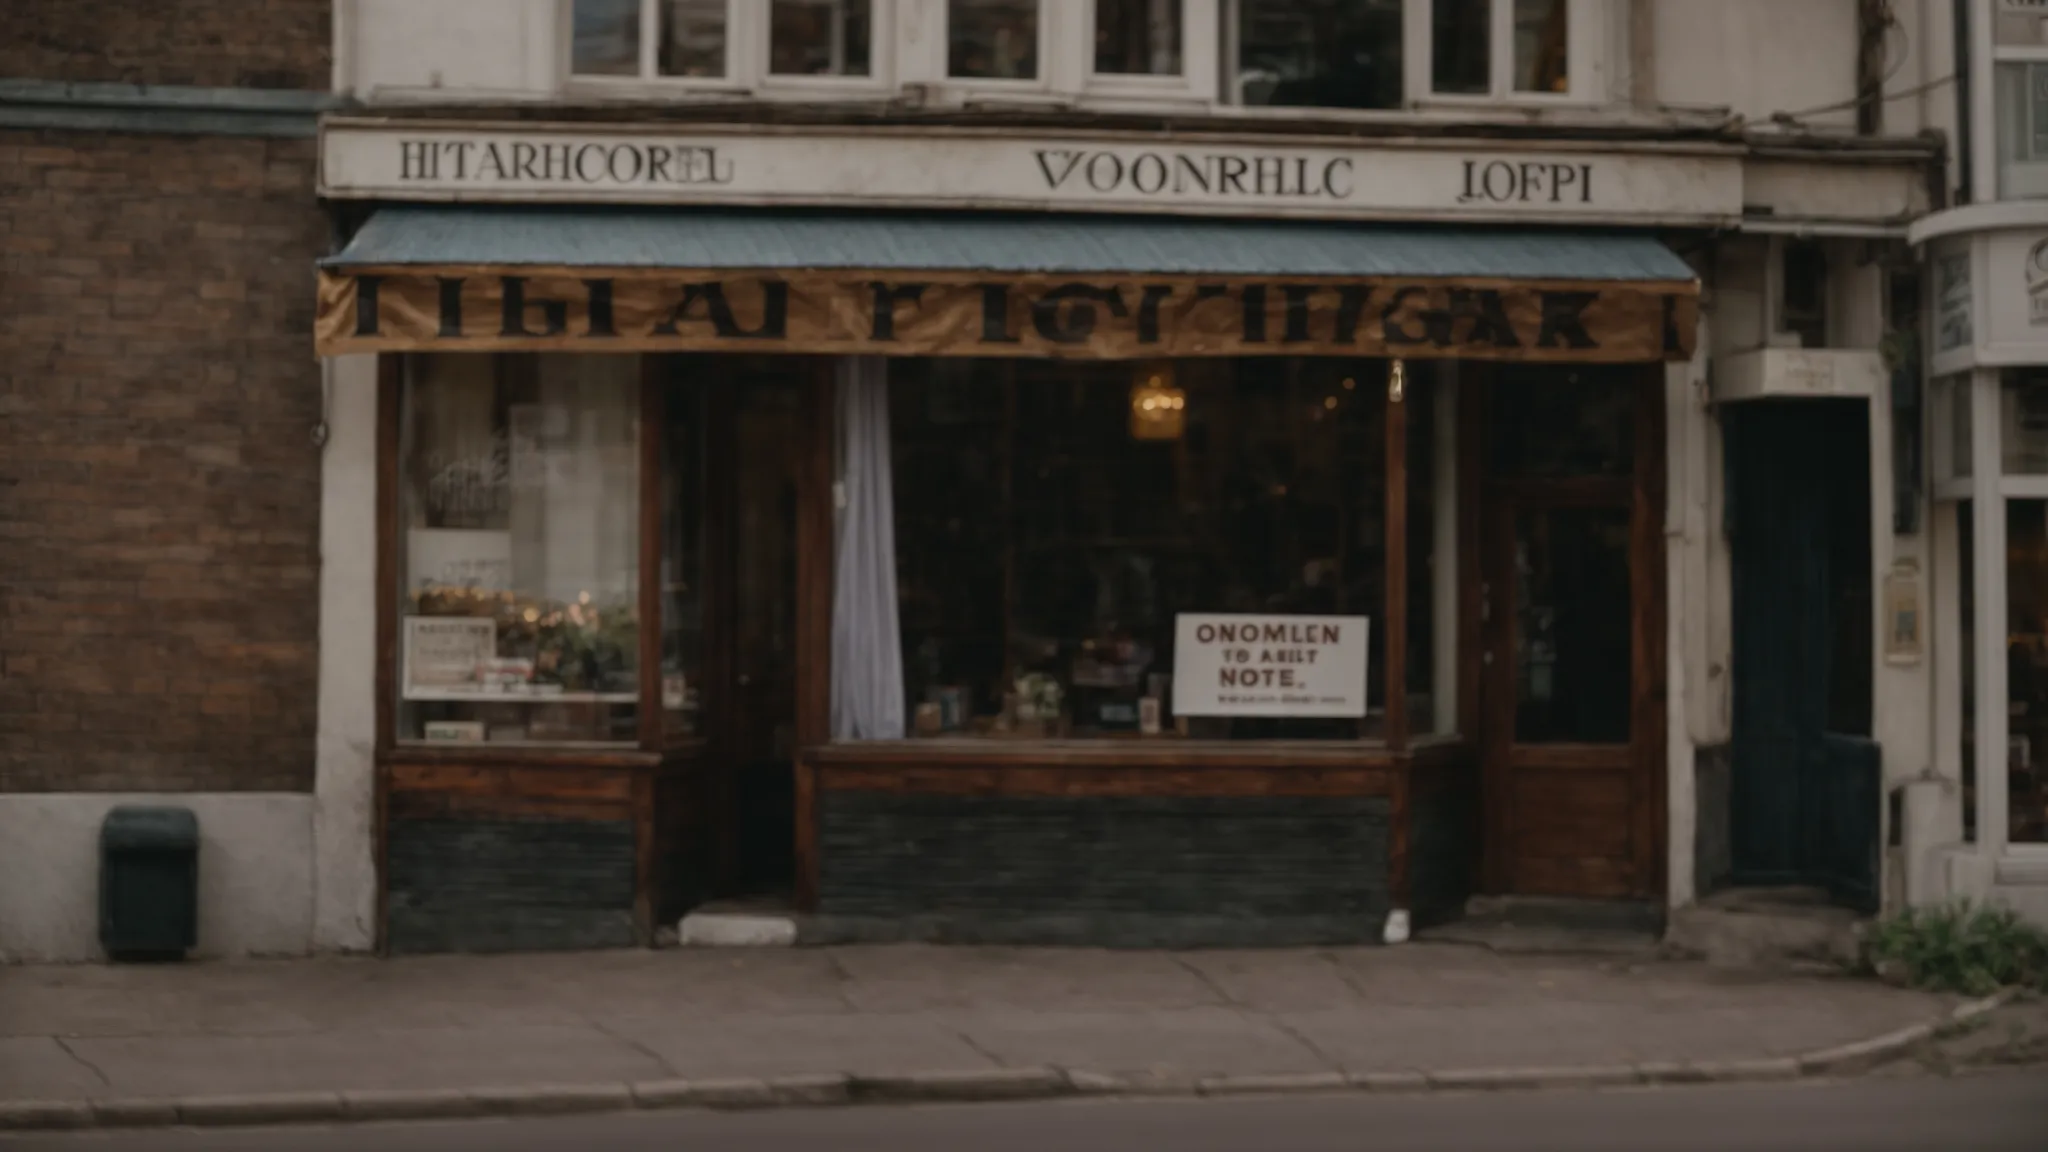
[830,357,906,740]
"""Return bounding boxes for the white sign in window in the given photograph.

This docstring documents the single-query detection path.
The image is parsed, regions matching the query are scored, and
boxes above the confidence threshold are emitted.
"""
[1171,613,1369,719]
[402,616,496,699]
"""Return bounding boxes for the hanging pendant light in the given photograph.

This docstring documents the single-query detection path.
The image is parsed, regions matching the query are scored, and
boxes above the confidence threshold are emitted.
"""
[1129,360,1185,441]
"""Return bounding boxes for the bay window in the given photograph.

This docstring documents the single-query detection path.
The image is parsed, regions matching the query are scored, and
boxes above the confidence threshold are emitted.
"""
[1997,62,2048,199]
[1942,369,2048,858]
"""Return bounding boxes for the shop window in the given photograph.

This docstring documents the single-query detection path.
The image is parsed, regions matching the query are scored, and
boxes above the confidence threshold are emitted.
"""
[396,355,641,747]
[1095,0,1183,76]
[949,0,1041,80]
[2008,499,2048,844]
[2001,369,2048,474]
[1961,499,1979,843]
[883,358,1397,742]
[771,0,873,77]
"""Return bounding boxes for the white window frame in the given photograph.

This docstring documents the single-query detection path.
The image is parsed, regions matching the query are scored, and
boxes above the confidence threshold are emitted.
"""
[561,0,897,100]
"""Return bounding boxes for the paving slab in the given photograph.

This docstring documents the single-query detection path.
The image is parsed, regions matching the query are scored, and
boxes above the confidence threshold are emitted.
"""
[956,1006,1333,1078]
[0,1038,113,1100]
[55,1025,667,1097]
[597,1012,997,1080]
[830,945,1219,1013]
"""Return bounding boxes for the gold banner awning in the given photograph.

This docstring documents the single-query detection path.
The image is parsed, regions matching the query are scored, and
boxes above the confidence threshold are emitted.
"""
[314,266,1698,362]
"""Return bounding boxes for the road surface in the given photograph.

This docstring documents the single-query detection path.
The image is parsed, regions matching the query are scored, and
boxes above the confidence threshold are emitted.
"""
[5,1071,2044,1152]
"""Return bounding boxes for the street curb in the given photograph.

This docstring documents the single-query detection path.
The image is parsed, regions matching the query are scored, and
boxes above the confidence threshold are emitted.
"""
[0,990,2012,1133]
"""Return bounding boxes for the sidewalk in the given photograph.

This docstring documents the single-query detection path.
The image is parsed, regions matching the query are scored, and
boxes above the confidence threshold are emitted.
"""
[0,942,1977,1127]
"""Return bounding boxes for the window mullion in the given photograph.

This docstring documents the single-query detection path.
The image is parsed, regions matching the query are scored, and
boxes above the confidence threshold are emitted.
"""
[1403,0,1431,104]
[730,0,756,87]
[640,0,659,79]
[1492,0,1512,96]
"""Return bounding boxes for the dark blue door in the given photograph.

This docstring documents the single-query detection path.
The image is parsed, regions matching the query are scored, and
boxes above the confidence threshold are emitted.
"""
[1725,401,1879,912]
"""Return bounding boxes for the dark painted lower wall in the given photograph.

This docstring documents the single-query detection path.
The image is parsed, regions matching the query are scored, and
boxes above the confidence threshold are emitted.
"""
[1695,744,1732,897]
[813,793,1391,947]
[386,816,636,954]
[1409,772,1478,926]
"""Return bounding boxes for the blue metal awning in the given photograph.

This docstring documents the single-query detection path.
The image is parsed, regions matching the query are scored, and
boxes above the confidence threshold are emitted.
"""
[322,206,1698,285]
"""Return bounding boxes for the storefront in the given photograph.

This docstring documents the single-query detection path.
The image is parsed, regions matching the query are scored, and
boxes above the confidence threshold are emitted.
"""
[313,119,1711,952]
[1909,202,2048,925]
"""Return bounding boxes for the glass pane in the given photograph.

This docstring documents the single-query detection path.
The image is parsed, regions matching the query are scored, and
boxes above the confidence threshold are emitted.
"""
[661,372,705,739]
[659,0,727,78]
[572,0,642,76]
[1932,375,1971,483]
[398,355,641,746]
[1513,506,1632,744]
[1995,62,2048,200]
[1238,0,1403,110]
[771,0,872,77]
[1488,367,1635,478]
[2002,369,2048,474]
[1512,0,1568,92]
[1431,0,1489,95]
[1095,0,1182,76]
[1961,500,1978,842]
[2008,500,2048,844]
[949,0,1039,80]
[890,358,1390,742]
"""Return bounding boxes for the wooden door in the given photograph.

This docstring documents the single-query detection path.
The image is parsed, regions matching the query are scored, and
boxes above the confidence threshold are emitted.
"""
[1477,369,1663,899]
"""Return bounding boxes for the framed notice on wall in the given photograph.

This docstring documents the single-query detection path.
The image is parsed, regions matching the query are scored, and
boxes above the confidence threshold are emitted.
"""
[1171,613,1370,719]
[402,616,495,699]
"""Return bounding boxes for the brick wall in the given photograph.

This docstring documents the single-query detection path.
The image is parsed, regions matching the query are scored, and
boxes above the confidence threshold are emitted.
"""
[0,129,326,792]
[0,1,331,90]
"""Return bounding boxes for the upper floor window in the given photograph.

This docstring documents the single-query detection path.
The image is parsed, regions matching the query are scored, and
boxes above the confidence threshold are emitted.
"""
[1997,61,2048,199]
[1096,0,1184,77]
[570,0,881,86]
[565,0,1589,109]
[773,0,874,76]
[948,0,1041,80]
[1236,0,1404,110]
[1232,0,1585,111]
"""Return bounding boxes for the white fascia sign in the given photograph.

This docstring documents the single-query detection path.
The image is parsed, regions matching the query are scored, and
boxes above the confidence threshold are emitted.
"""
[319,119,1746,227]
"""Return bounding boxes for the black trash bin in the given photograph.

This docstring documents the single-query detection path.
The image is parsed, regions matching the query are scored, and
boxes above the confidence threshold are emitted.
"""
[99,805,199,960]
